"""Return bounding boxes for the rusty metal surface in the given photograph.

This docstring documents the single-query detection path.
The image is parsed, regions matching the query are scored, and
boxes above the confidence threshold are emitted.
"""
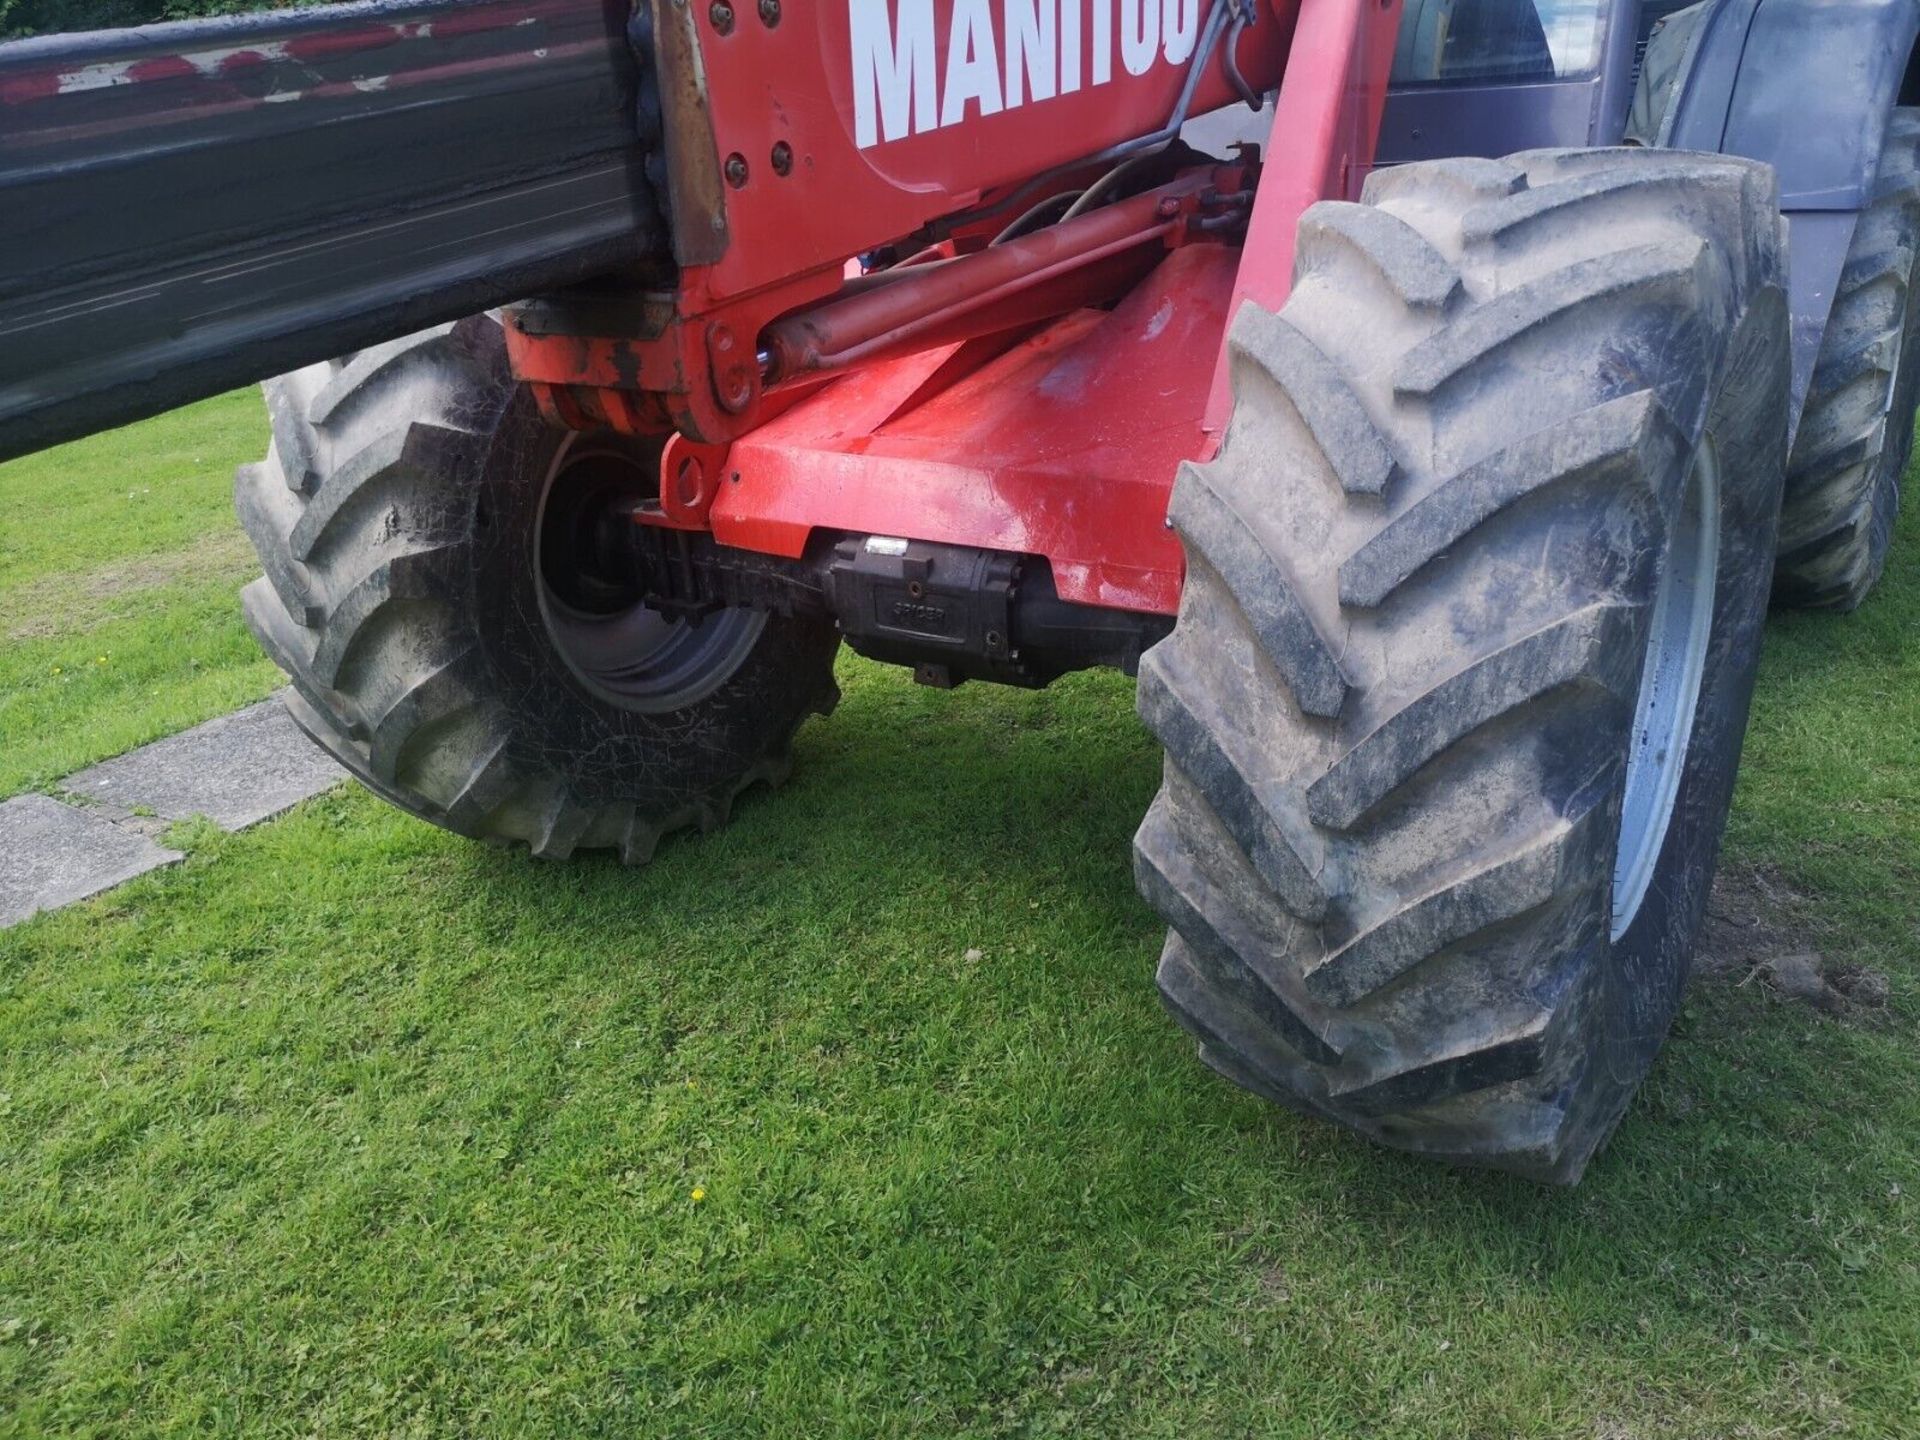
[0,0,665,462]
[641,0,728,266]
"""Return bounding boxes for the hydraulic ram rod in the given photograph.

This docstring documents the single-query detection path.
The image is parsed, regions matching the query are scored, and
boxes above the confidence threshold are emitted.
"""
[0,0,663,463]
[759,179,1208,384]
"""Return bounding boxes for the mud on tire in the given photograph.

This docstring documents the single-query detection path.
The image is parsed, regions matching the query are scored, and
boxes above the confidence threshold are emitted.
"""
[236,315,840,861]
[1136,149,1790,1182]
[1774,109,1920,611]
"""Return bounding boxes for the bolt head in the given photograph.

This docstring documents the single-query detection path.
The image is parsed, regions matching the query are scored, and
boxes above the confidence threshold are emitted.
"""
[770,141,793,177]
[758,0,781,25]
[708,1,734,33]
[724,152,749,188]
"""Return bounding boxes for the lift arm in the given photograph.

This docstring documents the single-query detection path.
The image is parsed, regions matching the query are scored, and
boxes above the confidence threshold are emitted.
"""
[0,0,663,462]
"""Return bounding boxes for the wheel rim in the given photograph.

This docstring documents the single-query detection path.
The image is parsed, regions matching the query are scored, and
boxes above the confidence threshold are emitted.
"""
[1611,438,1720,940]
[533,436,766,714]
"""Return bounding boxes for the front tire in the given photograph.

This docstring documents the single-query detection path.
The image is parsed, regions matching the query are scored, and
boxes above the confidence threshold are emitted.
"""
[235,316,840,861]
[1137,150,1790,1182]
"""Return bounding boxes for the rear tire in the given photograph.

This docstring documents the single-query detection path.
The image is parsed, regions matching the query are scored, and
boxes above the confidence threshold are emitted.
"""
[1137,150,1790,1182]
[235,316,840,861]
[1773,109,1920,611]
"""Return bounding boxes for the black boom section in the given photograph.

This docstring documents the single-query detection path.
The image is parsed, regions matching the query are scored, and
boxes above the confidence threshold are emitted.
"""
[0,0,665,462]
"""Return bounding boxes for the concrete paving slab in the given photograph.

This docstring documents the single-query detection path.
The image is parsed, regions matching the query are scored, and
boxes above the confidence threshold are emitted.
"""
[63,695,342,831]
[0,794,183,928]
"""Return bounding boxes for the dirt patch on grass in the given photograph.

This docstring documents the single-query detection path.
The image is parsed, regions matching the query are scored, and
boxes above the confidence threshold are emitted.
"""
[1,526,255,640]
[1696,863,1892,1023]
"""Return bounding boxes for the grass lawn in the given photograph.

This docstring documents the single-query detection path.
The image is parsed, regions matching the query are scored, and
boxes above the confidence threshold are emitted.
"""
[1,398,1916,1437]
[0,392,281,799]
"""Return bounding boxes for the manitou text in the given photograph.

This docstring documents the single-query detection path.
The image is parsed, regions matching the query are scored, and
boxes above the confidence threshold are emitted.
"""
[850,0,1203,148]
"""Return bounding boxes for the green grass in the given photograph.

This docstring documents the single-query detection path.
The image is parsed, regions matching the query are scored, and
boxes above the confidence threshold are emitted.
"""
[1,407,1918,1437]
[0,392,281,797]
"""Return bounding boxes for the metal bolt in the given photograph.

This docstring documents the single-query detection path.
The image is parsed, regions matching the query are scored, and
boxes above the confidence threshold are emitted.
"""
[709,1,734,33]
[758,0,781,25]
[724,152,749,188]
[770,141,793,177]
[706,322,755,413]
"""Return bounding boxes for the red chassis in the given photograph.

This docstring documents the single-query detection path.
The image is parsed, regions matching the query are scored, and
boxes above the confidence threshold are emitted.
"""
[506,0,1404,617]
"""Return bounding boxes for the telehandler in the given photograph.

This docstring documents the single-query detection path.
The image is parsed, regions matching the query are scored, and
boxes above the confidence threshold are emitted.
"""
[3,0,1916,1180]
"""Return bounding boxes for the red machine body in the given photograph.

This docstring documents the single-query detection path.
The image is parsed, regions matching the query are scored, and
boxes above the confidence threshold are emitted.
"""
[506,0,1403,617]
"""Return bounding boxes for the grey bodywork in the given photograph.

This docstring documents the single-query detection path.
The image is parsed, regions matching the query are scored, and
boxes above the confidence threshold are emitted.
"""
[1382,0,1920,442]
[1658,0,1920,433]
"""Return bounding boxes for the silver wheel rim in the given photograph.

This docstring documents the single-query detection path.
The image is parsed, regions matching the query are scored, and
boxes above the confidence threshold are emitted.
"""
[1611,439,1720,941]
[533,436,766,715]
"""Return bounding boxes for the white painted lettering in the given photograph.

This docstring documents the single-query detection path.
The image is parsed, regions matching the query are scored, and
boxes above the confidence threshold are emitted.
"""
[850,0,940,147]
[848,0,1189,148]
[1059,0,1082,92]
[1120,0,1157,76]
[1003,0,1057,107]
[942,0,1005,127]
[1161,0,1199,65]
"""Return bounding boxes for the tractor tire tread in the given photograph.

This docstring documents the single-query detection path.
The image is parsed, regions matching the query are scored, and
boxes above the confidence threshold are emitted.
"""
[1774,107,1920,610]
[1138,147,1788,1181]
[239,314,833,863]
